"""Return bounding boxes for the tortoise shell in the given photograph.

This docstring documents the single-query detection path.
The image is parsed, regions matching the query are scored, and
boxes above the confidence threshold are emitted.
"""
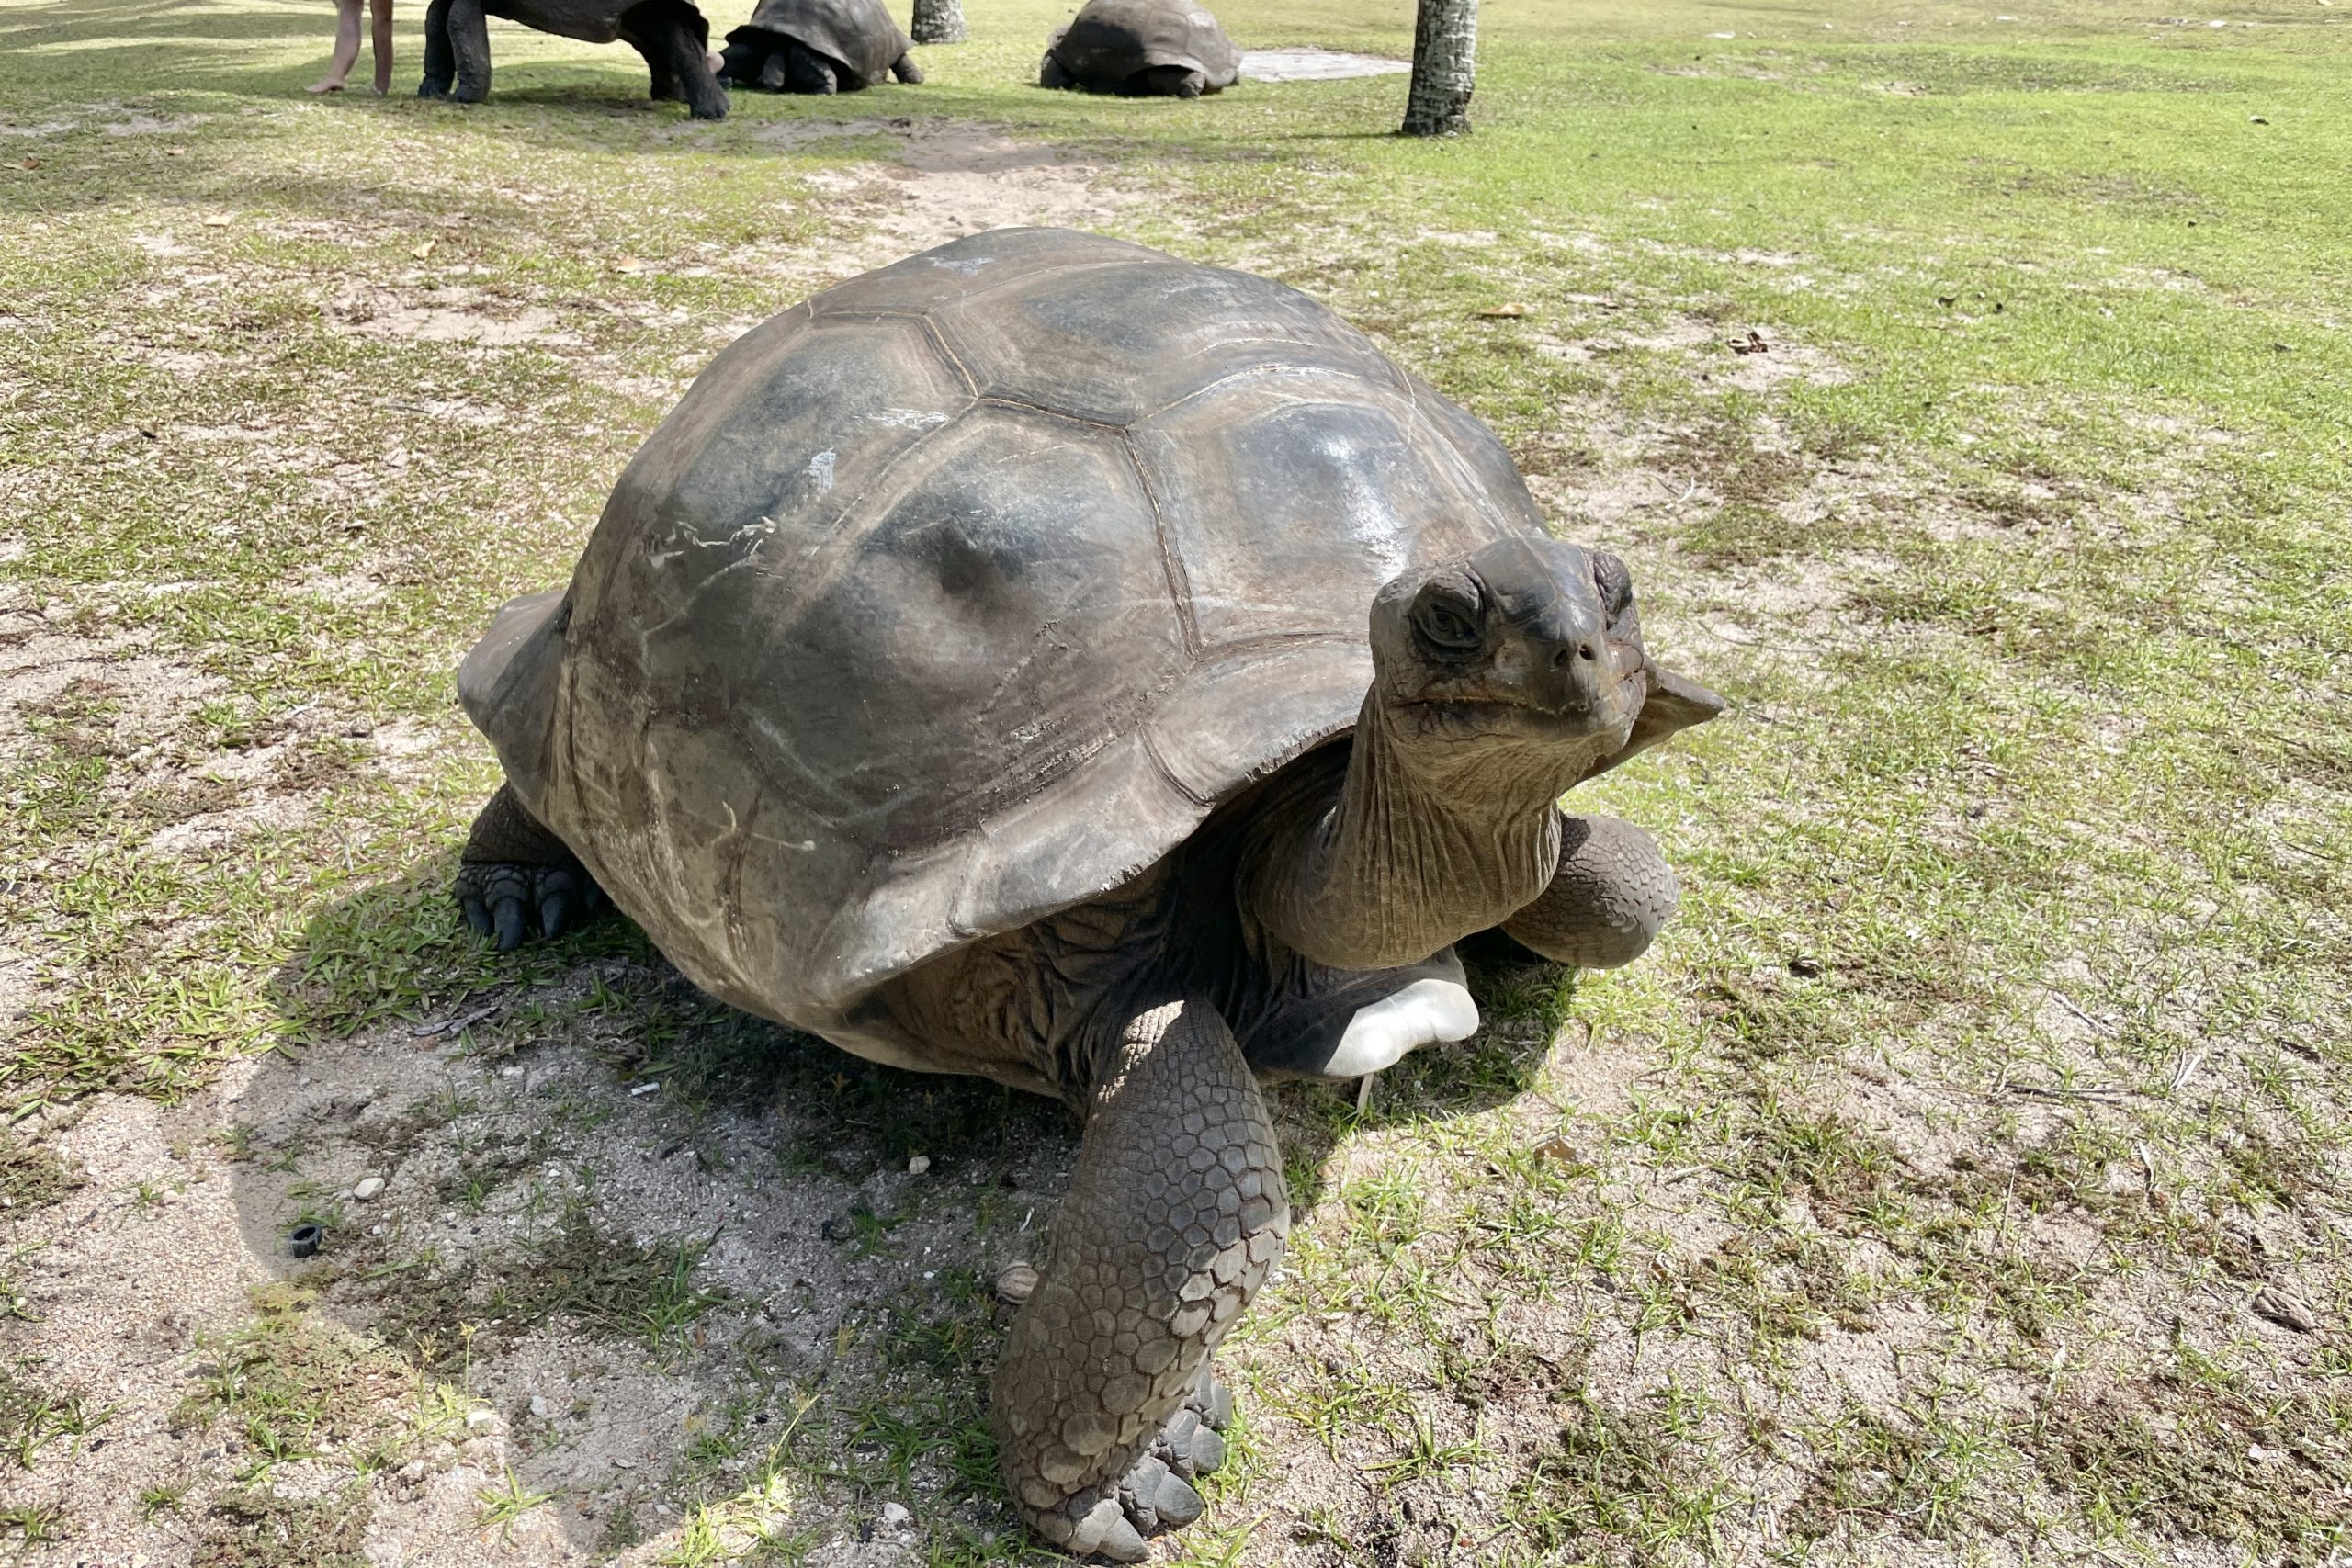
[485,0,706,48]
[1047,0,1241,91]
[725,0,912,85]
[459,228,1542,1050]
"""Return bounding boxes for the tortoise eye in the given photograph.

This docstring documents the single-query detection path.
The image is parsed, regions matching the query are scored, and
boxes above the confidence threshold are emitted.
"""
[1413,592,1483,657]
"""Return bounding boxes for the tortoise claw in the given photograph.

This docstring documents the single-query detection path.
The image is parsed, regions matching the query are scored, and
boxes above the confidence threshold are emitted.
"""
[456,863,604,951]
[492,896,526,953]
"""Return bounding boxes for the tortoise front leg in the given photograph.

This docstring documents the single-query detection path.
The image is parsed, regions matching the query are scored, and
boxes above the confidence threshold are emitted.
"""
[994,998,1288,1560]
[457,784,603,951]
[446,0,492,103]
[1500,813,1680,970]
[417,0,455,96]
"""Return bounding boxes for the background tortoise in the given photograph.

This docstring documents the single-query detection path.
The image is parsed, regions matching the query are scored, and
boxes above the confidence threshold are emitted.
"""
[454,227,1721,1557]
[718,0,922,95]
[418,0,727,118]
[1040,0,1240,97]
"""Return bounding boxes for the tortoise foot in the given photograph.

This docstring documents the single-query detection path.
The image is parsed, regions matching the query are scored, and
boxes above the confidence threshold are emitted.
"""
[1036,1367,1233,1562]
[456,862,603,951]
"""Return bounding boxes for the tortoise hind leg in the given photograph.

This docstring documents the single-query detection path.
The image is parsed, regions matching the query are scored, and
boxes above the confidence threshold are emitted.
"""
[890,51,922,85]
[457,784,604,951]
[993,998,1287,1559]
[1499,814,1679,970]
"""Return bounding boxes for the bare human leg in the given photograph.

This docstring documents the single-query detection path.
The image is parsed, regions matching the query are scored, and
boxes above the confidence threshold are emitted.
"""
[308,0,364,92]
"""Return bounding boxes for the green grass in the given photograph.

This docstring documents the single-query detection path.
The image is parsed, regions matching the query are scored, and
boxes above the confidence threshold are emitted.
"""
[4,0,2350,1561]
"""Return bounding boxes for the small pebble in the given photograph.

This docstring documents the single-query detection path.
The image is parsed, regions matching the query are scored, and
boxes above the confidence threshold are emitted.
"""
[880,1501,911,1529]
[465,1408,497,1429]
[906,1154,931,1175]
[352,1176,386,1201]
[530,1395,551,1419]
[629,1082,661,1097]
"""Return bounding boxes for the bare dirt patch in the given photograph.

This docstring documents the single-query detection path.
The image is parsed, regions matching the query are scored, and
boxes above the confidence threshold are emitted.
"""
[756,119,1140,276]
[328,285,582,348]
[1240,48,1411,83]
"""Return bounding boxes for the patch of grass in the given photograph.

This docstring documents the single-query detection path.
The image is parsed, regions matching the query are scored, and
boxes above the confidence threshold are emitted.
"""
[0,1132,79,1211]
[362,1204,727,1366]
[2026,1376,2352,1566]
[1511,1393,1725,1562]
[173,1287,408,1472]
[0,1368,112,1471]
[191,1483,371,1568]
[1785,1393,2005,1544]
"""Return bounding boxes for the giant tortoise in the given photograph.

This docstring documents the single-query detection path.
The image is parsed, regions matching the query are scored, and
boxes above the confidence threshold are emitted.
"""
[718,0,922,94]
[1040,0,1239,97]
[454,227,1722,1557]
[418,0,727,118]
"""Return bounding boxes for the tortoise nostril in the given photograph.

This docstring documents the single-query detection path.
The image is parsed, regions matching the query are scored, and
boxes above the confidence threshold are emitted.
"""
[1552,648,1570,669]
[1577,643,1598,662]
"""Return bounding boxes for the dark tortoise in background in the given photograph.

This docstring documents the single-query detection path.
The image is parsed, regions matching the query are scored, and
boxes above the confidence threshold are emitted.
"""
[454,228,1722,1557]
[418,0,728,118]
[1041,0,1239,97]
[718,0,922,94]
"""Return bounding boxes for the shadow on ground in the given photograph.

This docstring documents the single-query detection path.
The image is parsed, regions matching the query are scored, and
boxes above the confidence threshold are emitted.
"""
[217,852,1565,1559]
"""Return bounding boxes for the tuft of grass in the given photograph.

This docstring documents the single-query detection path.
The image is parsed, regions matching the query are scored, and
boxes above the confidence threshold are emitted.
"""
[0,1369,111,1472]
[474,1466,558,1536]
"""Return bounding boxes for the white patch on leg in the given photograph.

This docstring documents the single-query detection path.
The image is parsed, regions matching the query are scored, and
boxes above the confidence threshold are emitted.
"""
[1323,978,1479,1078]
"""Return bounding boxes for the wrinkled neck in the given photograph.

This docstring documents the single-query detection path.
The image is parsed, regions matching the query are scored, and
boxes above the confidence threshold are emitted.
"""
[1242,698,1577,972]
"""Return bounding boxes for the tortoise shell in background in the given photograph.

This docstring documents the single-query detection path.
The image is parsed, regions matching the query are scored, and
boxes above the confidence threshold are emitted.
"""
[724,0,913,85]
[1046,0,1241,94]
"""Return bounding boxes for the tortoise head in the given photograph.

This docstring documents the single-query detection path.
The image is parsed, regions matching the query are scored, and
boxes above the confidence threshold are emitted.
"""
[1368,536,1722,795]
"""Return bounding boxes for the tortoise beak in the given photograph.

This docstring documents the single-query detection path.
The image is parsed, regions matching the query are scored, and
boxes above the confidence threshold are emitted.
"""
[1464,536,1630,727]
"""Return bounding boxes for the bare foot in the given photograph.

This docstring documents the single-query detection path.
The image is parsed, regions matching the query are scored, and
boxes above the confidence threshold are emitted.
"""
[306,78,347,94]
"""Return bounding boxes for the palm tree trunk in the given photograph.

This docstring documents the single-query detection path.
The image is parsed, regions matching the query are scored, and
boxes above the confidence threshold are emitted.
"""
[910,0,965,45]
[1401,0,1477,136]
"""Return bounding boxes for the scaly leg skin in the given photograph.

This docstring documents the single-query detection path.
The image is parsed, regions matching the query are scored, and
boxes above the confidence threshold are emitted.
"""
[417,0,454,96]
[447,0,492,103]
[1039,51,1073,89]
[891,51,922,85]
[992,998,1288,1561]
[456,784,603,951]
[1501,813,1679,970]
